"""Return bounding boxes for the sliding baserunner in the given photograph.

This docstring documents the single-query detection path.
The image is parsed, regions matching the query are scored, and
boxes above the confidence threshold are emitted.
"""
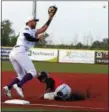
[37,71,87,101]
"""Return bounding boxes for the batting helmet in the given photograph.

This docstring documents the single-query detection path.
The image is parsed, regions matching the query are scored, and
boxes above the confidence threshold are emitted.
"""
[37,71,49,81]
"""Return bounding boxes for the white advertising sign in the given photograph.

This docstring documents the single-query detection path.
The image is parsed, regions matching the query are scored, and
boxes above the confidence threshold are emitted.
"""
[28,48,58,62]
[59,50,95,64]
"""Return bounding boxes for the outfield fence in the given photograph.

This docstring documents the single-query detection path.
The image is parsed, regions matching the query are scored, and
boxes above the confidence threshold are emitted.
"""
[1,47,108,64]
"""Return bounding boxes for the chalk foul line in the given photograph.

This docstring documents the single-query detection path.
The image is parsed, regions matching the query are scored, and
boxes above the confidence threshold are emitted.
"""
[2,102,107,111]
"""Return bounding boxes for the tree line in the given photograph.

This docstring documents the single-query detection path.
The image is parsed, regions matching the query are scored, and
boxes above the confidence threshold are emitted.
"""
[1,20,108,50]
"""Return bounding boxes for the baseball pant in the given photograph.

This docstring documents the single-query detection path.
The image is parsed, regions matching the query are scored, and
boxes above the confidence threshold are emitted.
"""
[9,46,37,80]
[44,84,72,100]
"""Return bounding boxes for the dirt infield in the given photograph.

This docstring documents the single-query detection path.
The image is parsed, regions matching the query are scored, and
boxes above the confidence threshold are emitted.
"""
[1,71,108,112]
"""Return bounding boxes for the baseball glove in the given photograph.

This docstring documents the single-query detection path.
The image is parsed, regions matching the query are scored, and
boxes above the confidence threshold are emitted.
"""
[48,5,58,17]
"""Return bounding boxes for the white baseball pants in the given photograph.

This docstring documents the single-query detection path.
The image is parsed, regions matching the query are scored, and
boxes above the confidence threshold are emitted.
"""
[44,84,72,100]
[9,46,37,80]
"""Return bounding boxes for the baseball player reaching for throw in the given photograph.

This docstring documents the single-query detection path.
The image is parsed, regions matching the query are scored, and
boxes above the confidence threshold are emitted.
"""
[3,6,58,98]
[37,71,87,101]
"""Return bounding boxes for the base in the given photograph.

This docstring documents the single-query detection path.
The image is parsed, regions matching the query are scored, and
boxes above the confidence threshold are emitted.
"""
[4,99,30,105]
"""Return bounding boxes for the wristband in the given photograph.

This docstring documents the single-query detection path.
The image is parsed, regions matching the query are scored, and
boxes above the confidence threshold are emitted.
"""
[45,19,52,26]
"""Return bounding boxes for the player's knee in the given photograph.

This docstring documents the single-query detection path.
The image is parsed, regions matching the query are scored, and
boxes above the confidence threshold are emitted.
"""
[44,93,55,100]
[17,76,23,81]
[27,70,37,77]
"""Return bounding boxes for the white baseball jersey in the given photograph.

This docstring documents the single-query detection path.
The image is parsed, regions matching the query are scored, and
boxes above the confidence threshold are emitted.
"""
[16,25,37,50]
[9,25,37,79]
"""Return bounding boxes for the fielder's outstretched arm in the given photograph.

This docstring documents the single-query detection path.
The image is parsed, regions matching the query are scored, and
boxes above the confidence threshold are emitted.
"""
[36,5,58,35]
[36,17,53,35]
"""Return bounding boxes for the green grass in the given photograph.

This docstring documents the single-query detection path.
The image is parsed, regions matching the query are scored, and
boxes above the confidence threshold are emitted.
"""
[2,61,108,74]
[1,107,97,112]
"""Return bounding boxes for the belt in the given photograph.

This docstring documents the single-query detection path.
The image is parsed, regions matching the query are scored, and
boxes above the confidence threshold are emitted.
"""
[14,45,20,48]
[14,45,29,51]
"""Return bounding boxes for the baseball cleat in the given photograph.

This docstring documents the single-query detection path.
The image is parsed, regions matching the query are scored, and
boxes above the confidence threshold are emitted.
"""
[13,84,24,98]
[3,86,12,98]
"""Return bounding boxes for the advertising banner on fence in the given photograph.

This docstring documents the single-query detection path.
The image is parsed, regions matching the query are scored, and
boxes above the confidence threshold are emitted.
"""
[1,47,12,61]
[1,47,58,62]
[95,51,109,64]
[59,50,95,64]
[28,48,58,62]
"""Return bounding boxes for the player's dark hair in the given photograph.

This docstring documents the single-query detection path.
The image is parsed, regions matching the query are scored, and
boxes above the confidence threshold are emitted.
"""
[37,71,48,81]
